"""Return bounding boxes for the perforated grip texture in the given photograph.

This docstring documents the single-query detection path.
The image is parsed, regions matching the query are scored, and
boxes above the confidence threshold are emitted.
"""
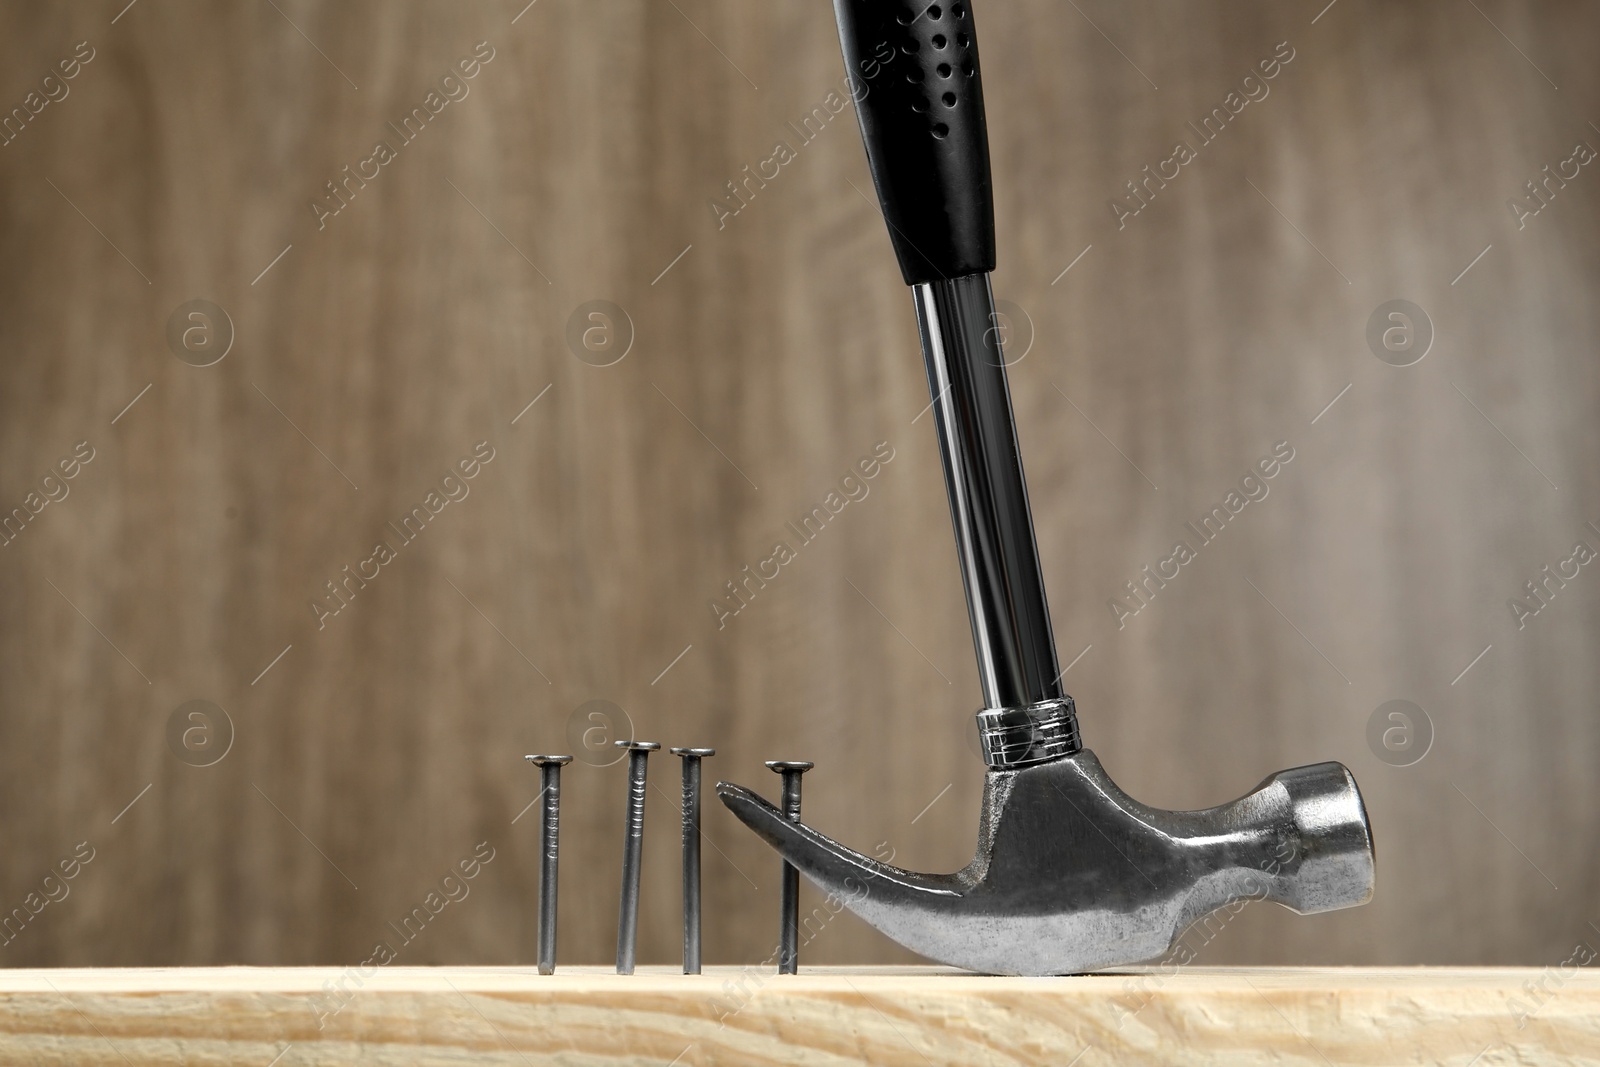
[833,0,995,284]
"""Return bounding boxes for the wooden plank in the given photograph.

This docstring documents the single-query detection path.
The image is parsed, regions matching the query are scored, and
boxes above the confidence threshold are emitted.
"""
[0,966,1591,1065]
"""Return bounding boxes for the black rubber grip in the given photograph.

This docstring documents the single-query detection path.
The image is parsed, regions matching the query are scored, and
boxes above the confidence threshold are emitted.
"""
[833,0,995,285]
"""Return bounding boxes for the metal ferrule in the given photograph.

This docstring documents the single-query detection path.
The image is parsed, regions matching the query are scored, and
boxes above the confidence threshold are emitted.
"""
[912,272,1081,769]
[976,697,1082,769]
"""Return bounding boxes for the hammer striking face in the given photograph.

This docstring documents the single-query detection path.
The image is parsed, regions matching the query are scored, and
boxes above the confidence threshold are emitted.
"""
[719,0,1377,975]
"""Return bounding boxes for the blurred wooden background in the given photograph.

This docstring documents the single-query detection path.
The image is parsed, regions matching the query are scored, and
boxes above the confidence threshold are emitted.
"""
[0,0,1595,970]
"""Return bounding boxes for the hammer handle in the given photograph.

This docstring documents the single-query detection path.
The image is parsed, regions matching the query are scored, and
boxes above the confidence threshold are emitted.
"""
[833,0,995,284]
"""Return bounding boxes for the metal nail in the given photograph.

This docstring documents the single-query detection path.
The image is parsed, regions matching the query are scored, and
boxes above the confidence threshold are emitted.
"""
[524,755,572,975]
[765,760,815,974]
[615,740,660,974]
[670,747,715,974]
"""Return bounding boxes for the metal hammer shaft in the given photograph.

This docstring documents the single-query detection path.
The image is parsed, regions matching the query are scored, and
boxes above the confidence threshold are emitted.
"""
[914,276,1081,766]
[913,273,1062,712]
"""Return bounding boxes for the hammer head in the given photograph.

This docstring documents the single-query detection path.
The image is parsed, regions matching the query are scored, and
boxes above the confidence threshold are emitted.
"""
[717,749,1373,975]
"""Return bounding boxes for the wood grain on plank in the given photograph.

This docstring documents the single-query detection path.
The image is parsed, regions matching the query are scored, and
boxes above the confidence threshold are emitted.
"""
[0,966,1592,1065]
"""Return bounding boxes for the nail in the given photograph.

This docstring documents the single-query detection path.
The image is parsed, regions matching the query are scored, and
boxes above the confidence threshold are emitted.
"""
[524,755,572,975]
[670,747,715,974]
[615,740,660,974]
[765,760,815,974]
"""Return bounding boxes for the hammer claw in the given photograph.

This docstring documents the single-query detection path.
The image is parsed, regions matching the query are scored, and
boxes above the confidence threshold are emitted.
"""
[716,781,965,899]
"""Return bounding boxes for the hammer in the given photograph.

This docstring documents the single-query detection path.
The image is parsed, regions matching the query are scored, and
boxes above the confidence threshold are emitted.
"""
[717,0,1376,976]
